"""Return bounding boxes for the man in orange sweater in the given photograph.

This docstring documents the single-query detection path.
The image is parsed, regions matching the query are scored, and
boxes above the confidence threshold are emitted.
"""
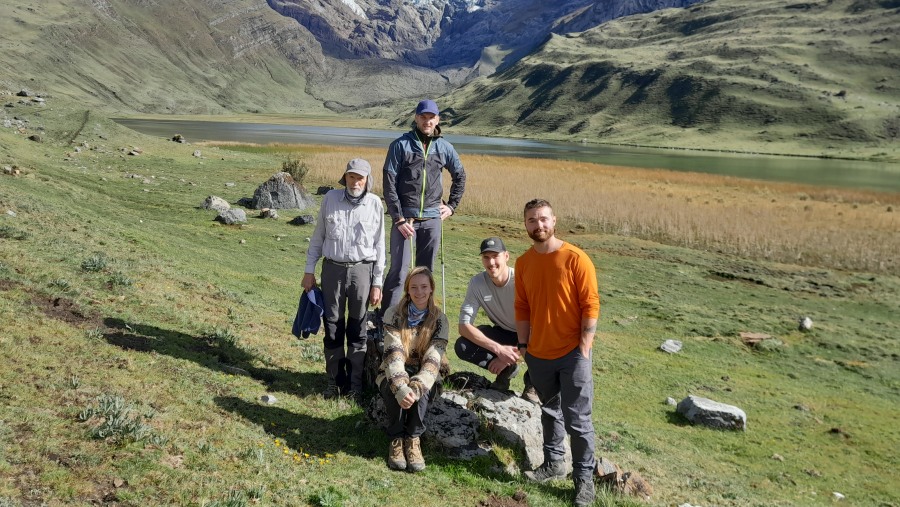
[515,198,599,507]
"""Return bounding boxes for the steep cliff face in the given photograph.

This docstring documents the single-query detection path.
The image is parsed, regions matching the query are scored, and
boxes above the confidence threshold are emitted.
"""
[267,0,707,71]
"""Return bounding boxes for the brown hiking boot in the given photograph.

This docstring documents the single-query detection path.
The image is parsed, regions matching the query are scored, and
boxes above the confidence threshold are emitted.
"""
[404,436,425,472]
[387,438,406,471]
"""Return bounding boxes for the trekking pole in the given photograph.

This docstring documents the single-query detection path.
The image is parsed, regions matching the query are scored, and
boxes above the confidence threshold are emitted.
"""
[440,219,446,313]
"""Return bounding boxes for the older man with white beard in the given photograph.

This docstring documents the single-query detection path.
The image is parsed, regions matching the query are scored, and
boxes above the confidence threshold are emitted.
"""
[303,158,386,404]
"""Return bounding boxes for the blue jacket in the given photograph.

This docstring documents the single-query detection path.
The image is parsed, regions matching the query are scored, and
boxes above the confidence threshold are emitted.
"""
[382,127,466,222]
[292,287,324,338]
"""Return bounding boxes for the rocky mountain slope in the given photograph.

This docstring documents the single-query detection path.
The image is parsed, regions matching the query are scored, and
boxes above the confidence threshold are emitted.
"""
[437,0,900,159]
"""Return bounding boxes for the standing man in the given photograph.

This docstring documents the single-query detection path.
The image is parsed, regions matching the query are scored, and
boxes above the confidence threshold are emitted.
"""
[455,237,538,402]
[303,158,385,403]
[381,98,466,310]
[515,199,600,507]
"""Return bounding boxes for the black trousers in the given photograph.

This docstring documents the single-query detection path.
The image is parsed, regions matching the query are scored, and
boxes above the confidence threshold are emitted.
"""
[379,378,436,439]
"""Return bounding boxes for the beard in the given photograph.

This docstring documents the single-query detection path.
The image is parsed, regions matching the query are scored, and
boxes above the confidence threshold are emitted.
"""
[347,187,364,197]
[528,226,554,243]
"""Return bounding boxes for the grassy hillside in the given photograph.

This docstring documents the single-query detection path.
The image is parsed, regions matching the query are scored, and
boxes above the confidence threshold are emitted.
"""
[441,0,900,161]
[0,0,450,115]
[1,95,898,506]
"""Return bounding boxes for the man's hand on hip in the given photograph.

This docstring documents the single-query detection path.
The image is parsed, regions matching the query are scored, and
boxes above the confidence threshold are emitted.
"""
[439,204,453,220]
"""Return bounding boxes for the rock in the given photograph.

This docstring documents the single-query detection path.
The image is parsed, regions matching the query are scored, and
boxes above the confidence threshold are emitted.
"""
[28,134,42,142]
[32,97,45,104]
[367,376,569,470]
[215,209,247,225]
[239,239,246,244]
[832,492,845,500]
[771,453,784,461]
[666,397,677,406]
[799,316,813,331]
[193,150,202,157]
[260,394,277,404]
[260,208,279,219]
[224,182,235,187]
[595,456,654,501]
[660,339,682,353]
[236,197,254,208]
[316,185,335,195]
[289,214,316,226]
[676,395,747,431]
[16,90,30,97]
[172,134,185,143]
[201,196,230,212]
[251,172,313,210]
[6,210,16,217]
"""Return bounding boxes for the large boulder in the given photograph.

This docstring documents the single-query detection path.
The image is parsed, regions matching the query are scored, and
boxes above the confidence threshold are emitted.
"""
[367,373,571,472]
[215,209,247,225]
[677,395,747,431]
[201,195,230,212]
[251,172,313,210]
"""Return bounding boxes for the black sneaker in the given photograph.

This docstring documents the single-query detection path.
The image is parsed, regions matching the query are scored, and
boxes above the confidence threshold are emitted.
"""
[489,363,520,391]
[574,476,595,506]
[523,459,567,483]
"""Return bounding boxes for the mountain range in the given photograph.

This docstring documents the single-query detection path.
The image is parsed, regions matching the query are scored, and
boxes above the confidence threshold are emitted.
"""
[1,0,897,159]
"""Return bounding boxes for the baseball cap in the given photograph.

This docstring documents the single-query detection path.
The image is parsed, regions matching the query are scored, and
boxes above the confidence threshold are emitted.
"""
[339,158,373,190]
[479,237,506,254]
[415,99,440,116]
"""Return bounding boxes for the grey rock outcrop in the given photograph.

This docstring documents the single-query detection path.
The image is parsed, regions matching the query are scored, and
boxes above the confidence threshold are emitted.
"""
[251,172,313,210]
[660,339,682,353]
[677,395,747,431]
[367,375,570,471]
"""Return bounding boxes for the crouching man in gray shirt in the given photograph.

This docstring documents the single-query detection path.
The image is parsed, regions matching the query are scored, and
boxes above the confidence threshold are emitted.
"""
[455,237,537,402]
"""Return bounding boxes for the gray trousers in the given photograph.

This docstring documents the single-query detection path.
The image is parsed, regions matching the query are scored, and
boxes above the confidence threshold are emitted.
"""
[321,259,373,352]
[524,346,596,480]
[381,218,442,310]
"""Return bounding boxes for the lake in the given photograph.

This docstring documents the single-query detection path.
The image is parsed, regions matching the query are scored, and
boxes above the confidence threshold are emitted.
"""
[114,118,900,192]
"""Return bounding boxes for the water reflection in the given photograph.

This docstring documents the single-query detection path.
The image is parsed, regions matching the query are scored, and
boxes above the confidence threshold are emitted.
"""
[114,118,899,192]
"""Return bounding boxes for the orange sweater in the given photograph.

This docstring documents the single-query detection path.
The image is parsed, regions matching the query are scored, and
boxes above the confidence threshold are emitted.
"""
[514,242,600,360]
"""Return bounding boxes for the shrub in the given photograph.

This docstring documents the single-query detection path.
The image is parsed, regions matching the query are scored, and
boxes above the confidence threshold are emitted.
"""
[81,253,108,272]
[282,156,309,186]
[108,271,133,288]
[78,394,166,446]
[0,225,28,240]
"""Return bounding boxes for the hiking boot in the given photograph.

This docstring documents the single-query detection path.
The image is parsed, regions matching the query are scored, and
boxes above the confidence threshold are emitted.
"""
[524,459,567,483]
[489,362,520,391]
[574,476,596,507]
[387,438,406,471]
[322,378,340,400]
[348,390,365,407]
[404,436,425,473]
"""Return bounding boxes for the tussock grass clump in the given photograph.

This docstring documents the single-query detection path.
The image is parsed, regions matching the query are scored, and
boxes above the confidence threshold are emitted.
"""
[77,394,166,446]
[0,225,28,240]
[80,253,108,272]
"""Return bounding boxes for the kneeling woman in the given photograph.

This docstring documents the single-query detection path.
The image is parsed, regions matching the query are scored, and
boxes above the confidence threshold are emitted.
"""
[376,266,449,473]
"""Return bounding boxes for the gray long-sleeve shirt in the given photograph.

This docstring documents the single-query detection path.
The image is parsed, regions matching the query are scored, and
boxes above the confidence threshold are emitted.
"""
[304,189,386,286]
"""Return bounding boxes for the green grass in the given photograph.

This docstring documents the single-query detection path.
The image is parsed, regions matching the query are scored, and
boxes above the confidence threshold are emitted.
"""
[0,99,898,506]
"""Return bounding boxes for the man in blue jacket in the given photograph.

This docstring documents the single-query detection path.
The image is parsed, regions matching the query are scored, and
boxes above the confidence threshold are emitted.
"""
[381,99,466,310]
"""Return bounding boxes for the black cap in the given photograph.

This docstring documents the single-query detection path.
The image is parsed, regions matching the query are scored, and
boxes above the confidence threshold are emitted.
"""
[479,237,506,254]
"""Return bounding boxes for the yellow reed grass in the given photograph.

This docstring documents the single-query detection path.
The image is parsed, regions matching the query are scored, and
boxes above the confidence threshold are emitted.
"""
[246,143,900,274]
